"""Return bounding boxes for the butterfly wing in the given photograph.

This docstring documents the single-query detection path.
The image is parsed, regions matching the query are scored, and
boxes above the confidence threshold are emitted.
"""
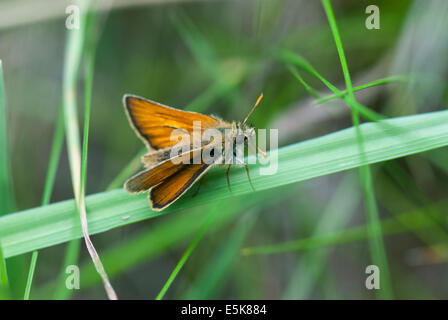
[123,94,222,150]
[149,163,213,211]
[124,149,198,193]
[123,94,226,210]
[124,156,185,194]
[125,144,219,210]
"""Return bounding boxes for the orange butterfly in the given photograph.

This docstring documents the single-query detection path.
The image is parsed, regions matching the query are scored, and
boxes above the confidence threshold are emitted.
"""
[123,94,264,211]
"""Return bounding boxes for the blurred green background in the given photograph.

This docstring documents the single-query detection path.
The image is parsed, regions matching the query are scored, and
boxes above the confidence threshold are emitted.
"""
[1,0,448,299]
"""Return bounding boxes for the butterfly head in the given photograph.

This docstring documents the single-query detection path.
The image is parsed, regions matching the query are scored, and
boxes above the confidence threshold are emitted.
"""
[235,122,255,144]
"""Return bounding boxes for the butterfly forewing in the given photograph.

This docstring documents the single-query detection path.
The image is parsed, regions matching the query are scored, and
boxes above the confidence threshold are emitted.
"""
[124,94,223,150]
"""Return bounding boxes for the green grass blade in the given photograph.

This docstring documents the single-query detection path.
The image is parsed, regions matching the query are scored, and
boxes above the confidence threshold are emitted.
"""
[183,212,257,299]
[24,110,65,300]
[37,203,229,296]
[23,251,38,300]
[62,26,84,201]
[77,14,117,300]
[285,44,448,210]
[53,239,80,300]
[283,174,360,299]
[279,49,384,122]
[170,10,218,78]
[41,112,65,206]
[54,0,88,299]
[242,200,448,256]
[155,208,218,300]
[171,10,249,111]
[287,65,322,99]
[376,168,448,252]
[57,0,117,300]
[0,59,11,297]
[36,186,293,297]
[1,110,448,258]
[0,59,26,299]
[0,60,15,215]
[314,75,408,105]
[0,245,8,298]
[324,0,391,298]
[80,34,95,209]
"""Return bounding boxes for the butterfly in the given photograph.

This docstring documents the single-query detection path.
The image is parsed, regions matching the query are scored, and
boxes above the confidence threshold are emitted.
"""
[122,94,265,211]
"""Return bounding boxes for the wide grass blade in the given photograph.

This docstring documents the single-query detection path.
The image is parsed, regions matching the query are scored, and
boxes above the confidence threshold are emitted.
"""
[1,110,448,258]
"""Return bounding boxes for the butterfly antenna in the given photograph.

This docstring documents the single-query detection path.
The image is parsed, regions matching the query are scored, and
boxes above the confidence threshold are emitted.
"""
[243,93,263,125]
[257,146,267,158]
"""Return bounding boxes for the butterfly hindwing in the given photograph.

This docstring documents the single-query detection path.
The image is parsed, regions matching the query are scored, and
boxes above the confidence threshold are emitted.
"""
[124,143,215,192]
[149,163,213,210]
[124,158,184,194]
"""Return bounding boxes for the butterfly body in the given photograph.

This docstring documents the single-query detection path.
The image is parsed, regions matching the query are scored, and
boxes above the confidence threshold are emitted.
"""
[123,94,261,211]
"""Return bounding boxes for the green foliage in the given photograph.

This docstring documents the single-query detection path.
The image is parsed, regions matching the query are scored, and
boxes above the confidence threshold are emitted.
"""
[2,109,448,259]
[1,0,447,299]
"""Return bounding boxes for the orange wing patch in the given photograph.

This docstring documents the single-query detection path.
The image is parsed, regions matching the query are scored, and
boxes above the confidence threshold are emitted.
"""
[150,163,212,210]
[124,95,222,150]
[124,157,184,194]
[124,148,203,193]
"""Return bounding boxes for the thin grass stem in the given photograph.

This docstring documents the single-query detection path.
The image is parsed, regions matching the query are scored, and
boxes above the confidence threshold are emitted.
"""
[155,208,218,300]
[322,0,393,299]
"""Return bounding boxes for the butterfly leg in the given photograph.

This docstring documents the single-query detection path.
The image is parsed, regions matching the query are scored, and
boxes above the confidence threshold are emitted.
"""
[226,164,232,192]
[234,157,256,192]
[192,178,205,198]
[244,163,256,192]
